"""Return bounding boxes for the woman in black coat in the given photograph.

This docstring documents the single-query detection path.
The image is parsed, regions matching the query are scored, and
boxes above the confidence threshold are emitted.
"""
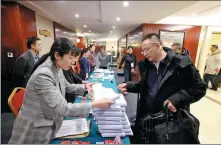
[118,46,137,82]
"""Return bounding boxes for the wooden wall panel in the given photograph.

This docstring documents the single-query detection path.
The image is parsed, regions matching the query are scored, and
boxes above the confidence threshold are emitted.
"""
[1,3,21,79]
[19,4,37,53]
[1,2,37,79]
[143,24,202,64]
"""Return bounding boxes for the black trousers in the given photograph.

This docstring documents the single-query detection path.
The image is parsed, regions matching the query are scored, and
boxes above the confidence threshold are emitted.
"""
[203,74,216,89]
[124,68,132,82]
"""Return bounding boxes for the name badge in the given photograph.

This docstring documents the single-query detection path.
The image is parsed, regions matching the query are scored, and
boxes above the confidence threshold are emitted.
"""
[131,63,134,68]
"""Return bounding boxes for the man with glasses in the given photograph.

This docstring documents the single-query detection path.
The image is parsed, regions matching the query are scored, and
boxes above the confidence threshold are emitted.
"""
[118,33,206,143]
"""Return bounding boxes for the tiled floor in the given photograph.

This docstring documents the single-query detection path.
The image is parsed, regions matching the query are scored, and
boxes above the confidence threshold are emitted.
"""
[190,90,221,144]
[206,88,221,104]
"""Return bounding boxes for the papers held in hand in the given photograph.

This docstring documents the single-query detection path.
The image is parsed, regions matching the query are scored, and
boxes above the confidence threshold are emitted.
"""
[54,118,88,138]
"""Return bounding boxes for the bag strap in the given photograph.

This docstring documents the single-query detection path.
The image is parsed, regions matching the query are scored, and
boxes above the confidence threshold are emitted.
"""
[164,106,186,139]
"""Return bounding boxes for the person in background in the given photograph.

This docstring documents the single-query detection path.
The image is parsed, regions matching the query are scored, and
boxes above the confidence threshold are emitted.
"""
[9,38,113,144]
[118,46,137,82]
[79,48,91,80]
[118,33,206,144]
[171,42,190,56]
[204,45,221,91]
[88,44,96,73]
[94,47,101,69]
[99,47,109,69]
[14,36,42,87]
[63,47,88,103]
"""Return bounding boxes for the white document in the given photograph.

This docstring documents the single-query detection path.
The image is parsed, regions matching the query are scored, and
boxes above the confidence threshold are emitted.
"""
[98,125,123,130]
[99,129,123,133]
[93,105,122,112]
[97,120,122,125]
[54,118,88,138]
[95,116,122,121]
[93,87,127,107]
[101,132,125,137]
[94,112,124,117]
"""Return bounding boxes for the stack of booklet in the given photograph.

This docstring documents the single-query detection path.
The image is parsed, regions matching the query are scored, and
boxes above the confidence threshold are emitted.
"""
[92,84,133,137]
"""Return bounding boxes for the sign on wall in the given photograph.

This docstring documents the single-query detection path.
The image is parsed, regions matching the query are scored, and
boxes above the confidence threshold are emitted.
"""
[39,29,51,37]
[159,30,186,48]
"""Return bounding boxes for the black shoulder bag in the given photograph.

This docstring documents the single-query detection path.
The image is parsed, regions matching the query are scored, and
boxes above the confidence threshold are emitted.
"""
[154,106,200,144]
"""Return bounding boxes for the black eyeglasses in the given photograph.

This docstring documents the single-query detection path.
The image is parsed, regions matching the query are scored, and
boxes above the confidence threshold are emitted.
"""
[141,43,156,55]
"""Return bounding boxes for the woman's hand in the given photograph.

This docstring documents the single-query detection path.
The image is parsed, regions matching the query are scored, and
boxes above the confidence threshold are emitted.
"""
[92,99,114,109]
[85,83,95,92]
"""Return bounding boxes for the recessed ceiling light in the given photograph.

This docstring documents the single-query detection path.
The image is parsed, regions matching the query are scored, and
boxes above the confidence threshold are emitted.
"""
[75,14,79,18]
[192,13,197,16]
[92,33,94,35]
[123,1,129,7]
[84,25,87,28]
[89,30,91,33]
[110,31,112,33]
[116,17,121,21]
[63,31,67,34]
[55,29,60,32]
[112,26,115,29]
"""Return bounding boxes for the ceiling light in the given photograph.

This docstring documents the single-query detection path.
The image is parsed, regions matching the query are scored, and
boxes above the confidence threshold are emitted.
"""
[112,26,115,29]
[89,30,91,33]
[63,32,67,34]
[92,33,94,35]
[55,29,60,32]
[110,31,112,33]
[116,17,121,21]
[75,14,79,18]
[123,1,129,7]
[84,25,87,28]
[192,13,197,16]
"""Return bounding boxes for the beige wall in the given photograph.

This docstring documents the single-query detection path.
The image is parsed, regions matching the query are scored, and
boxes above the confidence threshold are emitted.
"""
[35,14,54,55]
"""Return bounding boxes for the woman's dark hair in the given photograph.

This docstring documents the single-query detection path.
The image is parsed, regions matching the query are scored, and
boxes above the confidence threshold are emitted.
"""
[32,37,80,73]
[89,44,95,49]
[127,46,133,50]
[80,48,90,58]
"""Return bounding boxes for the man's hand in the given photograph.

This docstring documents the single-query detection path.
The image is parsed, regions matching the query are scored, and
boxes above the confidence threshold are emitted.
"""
[86,83,95,92]
[214,68,220,73]
[164,99,177,112]
[82,80,89,84]
[117,83,128,95]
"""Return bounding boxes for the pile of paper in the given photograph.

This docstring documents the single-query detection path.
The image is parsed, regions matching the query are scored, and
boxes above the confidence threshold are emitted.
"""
[92,84,133,137]
[94,69,114,74]
[55,118,88,138]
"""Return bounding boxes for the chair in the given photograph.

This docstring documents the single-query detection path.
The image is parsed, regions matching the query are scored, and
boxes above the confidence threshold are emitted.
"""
[8,87,25,116]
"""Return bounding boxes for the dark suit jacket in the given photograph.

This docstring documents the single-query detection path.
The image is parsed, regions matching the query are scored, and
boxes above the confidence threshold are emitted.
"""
[14,50,35,87]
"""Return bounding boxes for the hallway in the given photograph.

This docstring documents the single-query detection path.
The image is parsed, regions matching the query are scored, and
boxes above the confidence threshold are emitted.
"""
[191,94,221,144]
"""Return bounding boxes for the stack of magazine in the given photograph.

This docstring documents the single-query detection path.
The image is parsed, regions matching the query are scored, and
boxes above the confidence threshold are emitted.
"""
[92,84,133,137]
